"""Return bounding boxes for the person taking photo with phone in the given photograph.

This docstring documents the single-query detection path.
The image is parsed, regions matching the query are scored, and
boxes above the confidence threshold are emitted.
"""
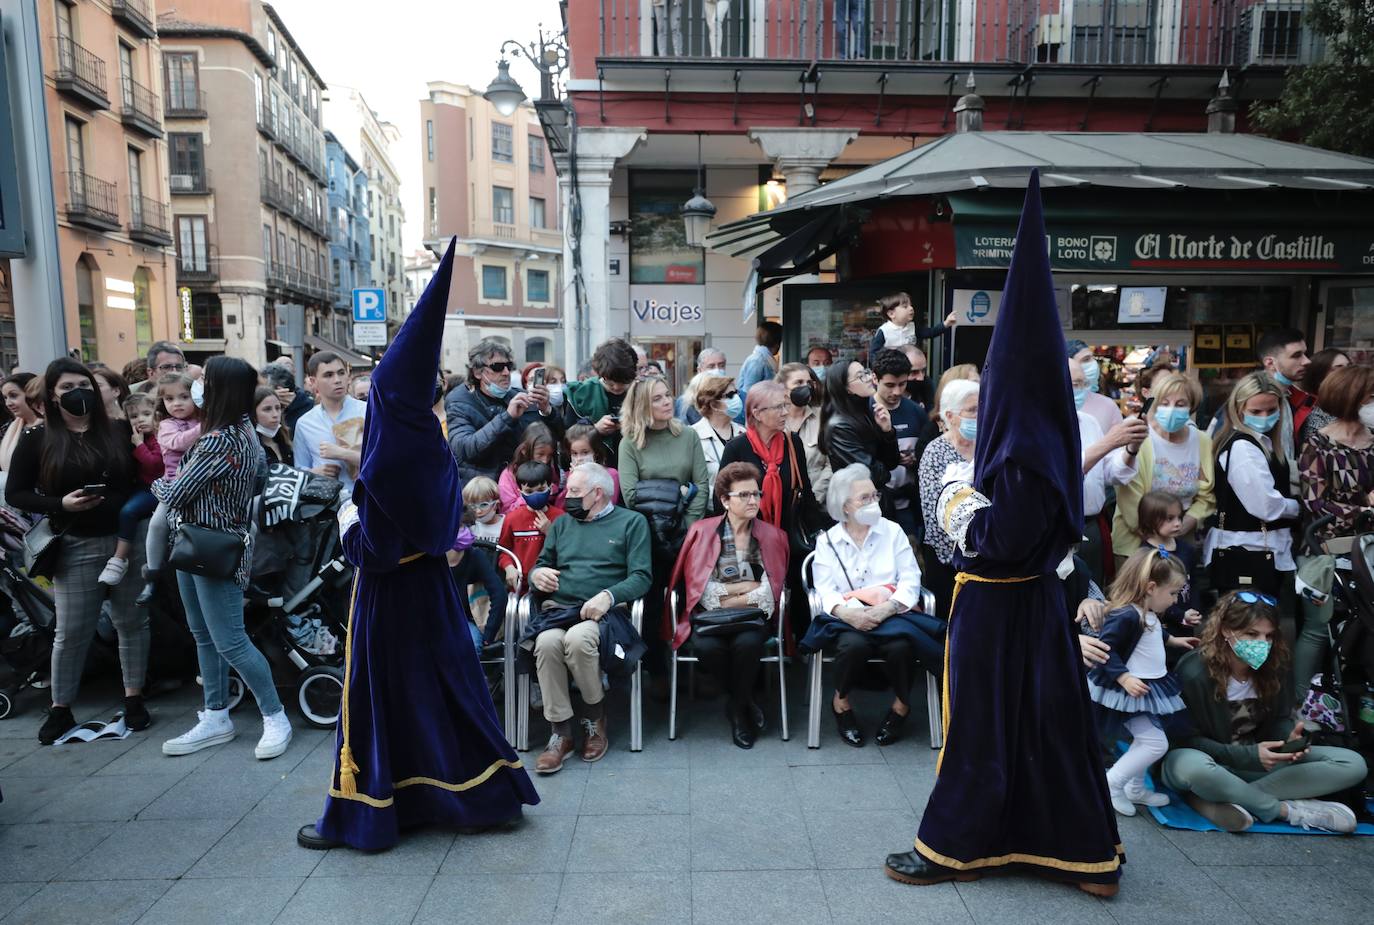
[446,338,561,483]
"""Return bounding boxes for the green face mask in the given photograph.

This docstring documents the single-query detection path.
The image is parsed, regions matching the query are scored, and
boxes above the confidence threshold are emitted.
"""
[1231,637,1272,670]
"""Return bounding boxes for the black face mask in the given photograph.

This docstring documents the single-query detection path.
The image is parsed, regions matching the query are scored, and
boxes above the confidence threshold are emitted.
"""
[563,495,590,522]
[59,387,96,417]
[789,385,812,408]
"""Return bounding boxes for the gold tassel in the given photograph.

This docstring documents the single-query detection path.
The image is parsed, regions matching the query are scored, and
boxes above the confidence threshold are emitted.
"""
[337,745,360,796]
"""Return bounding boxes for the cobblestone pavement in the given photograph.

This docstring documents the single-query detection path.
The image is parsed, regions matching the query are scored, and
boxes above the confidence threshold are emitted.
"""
[2,675,1373,924]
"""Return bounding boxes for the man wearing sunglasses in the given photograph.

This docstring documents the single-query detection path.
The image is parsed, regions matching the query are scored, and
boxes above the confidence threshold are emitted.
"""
[446,338,562,483]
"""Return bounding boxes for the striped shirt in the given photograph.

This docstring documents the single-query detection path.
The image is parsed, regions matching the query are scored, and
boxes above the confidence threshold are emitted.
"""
[153,416,265,587]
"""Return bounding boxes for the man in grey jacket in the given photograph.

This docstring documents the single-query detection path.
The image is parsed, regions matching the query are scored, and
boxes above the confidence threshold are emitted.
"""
[445,338,562,481]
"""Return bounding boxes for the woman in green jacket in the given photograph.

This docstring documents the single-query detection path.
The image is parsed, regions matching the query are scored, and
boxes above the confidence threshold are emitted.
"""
[1161,590,1366,833]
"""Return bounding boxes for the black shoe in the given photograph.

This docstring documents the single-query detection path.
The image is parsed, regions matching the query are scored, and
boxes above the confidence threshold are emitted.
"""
[122,695,151,732]
[748,701,766,733]
[729,704,756,750]
[38,705,76,745]
[875,709,908,747]
[135,581,157,608]
[296,824,342,850]
[832,705,864,747]
[883,850,979,885]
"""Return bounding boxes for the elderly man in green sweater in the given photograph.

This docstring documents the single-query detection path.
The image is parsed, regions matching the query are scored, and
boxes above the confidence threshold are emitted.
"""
[529,463,652,773]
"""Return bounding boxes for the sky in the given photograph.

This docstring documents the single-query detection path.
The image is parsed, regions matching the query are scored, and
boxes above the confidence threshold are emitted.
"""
[267,0,562,255]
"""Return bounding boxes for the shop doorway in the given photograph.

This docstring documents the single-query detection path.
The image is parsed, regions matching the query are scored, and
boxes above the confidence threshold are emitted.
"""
[632,337,701,396]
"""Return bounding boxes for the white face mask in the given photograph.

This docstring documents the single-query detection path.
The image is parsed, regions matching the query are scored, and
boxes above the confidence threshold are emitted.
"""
[1359,402,1374,431]
[852,501,882,527]
[547,384,565,407]
[256,422,280,438]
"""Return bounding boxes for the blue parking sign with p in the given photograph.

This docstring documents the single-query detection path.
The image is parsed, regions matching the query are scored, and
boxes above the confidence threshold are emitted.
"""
[352,288,386,323]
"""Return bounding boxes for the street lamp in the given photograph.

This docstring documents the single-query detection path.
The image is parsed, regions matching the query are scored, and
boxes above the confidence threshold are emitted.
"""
[483,26,569,113]
[681,134,716,247]
[483,59,525,116]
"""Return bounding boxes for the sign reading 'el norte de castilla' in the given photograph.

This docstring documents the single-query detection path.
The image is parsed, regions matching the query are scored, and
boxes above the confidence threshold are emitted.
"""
[956,226,1374,273]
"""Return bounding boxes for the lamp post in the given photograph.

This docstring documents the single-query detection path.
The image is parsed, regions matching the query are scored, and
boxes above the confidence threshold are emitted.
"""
[482,25,569,111]
[681,133,716,247]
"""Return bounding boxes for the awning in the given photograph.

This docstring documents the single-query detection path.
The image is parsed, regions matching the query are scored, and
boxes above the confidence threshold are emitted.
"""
[304,334,374,368]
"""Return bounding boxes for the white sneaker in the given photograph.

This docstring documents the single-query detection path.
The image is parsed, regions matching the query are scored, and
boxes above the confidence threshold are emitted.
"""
[1124,778,1170,807]
[1284,799,1358,834]
[255,709,293,760]
[98,556,128,587]
[1107,778,1137,816]
[162,708,235,756]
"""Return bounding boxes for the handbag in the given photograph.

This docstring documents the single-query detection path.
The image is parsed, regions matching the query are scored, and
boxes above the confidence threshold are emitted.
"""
[690,606,767,638]
[632,478,689,552]
[1209,545,1282,597]
[22,517,63,581]
[169,524,250,579]
[784,436,817,556]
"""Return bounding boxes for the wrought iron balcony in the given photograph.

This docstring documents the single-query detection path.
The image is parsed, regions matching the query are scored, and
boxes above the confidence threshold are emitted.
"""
[260,176,293,213]
[65,172,120,231]
[128,195,172,245]
[54,37,109,109]
[111,0,157,40]
[164,88,207,119]
[256,106,278,139]
[594,0,1323,68]
[170,167,211,195]
[177,247,219,284]
[120,77,163,138]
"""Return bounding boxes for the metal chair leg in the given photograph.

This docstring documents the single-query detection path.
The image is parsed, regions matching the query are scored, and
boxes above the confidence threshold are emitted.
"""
[669,648,679,741]
[926,671,943,750]
[630,600,643,752]
[778,652,790,741]
[807,652,823,748]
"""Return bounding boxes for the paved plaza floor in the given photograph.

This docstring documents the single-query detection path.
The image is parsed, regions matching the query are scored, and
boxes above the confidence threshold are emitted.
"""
[2,674,1373,924]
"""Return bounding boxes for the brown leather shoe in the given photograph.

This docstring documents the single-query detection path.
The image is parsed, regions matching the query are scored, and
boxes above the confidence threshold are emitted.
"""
[535,734,574,774]
[579,717,608,762]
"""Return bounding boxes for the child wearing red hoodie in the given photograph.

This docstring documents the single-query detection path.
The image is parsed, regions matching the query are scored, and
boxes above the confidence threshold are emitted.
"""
[497,460,564,591]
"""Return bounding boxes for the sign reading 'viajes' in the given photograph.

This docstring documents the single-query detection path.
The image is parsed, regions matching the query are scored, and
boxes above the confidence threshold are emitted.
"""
[955,226,1374,273]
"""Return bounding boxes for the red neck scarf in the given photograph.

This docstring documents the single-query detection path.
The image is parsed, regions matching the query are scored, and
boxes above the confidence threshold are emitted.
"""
[746,426,785,527]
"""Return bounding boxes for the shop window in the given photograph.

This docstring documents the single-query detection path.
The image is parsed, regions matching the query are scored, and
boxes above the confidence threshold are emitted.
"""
[74,255,97,361]
[482,265,507,300]
[527,268,550,303]
[629,171,703,285]
[133,267,152,353]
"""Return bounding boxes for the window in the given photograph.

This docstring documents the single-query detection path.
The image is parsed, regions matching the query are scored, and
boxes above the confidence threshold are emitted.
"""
[288,239,297,270]
[177,216,208,271]
[426,120,435,161]
[492,123,512,162]
[75,257,96,361]
[254,72,264,120]
[118,43,135,108]
[529,196,546,229]
[529,135,545,172]
[267,28,277,62]
[64,117,85,178]
[527,268,550,303]
[262,224,272,264]
[127,147,144,218]
[492,186,514,224]
[192,293,223,340]
[526,338,547,363]
[629,170,704,284]
[468,116,473,159]
[164,52,199,110]
[56,1,73,42]
[277,231,285,263]
[428,186,437,236]
[481,265,507,300]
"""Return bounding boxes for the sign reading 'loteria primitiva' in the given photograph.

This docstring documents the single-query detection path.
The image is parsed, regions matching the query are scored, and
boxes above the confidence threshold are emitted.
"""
[956,226,1374,273]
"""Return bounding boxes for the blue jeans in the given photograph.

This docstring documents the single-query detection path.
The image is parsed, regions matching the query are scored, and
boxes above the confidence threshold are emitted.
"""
[835,0,867,59]
[117,488,158,543]
[176,570,282,715]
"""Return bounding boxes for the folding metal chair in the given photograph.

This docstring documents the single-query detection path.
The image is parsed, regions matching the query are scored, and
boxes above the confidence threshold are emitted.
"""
[665,585,790,742]
[466,540,521,749]
[516,597,645,753]
[800,552,943,750]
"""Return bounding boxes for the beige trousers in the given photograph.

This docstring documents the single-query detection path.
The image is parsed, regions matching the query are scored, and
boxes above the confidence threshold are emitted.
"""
[534,620,603,723]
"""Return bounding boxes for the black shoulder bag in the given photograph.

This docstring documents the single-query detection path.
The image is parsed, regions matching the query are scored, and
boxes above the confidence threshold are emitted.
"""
[170,524,250,579]
[690,521,766,638]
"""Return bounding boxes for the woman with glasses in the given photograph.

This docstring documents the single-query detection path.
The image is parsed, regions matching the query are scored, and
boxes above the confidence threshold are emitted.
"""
[917,378,979,621]
[689,373,744,501]
[1204,372,1298,599]
[666,462,789,748]
[778,362,830,504]
[820,360,899,505]
[802,463,943,748]
[1160,590,1365,833]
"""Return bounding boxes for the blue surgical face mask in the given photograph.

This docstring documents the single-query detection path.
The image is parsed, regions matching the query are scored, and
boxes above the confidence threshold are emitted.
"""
[1081,359,1101,392]
[1272,370,1295,387]
[521,489,551,510]
[723,394,743,419]
[484,380,509,400]
[1244,411,1280,434]
[706,369,728,378]
[810,364,829,378]
[958,417,977,442]
[1155,406,1191,434]
[1073,387,1088,411]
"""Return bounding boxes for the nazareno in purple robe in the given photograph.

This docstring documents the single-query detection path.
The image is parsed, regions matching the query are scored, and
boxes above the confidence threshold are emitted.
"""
[315,238,538,851]
[912,171,1122,886]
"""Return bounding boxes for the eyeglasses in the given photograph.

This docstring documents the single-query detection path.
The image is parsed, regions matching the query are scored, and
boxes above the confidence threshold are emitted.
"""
[762,403,787,414]
[849,369,874,383]
[1236,591,1278,607]
[154,362,186,373]
[726,490,762,501]
[484,362,514,373]
[850,492,881,506]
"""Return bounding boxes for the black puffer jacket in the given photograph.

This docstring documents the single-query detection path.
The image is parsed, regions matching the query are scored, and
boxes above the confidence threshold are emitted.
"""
[444,384,562,483]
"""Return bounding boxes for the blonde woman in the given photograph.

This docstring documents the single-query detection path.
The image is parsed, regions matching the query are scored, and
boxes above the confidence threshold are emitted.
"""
[1111,371,1215,562]
[1204,372,1299,597]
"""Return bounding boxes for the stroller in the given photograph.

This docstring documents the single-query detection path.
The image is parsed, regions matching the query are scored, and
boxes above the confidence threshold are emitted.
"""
[227,462,353,728]
[0,508,57,719]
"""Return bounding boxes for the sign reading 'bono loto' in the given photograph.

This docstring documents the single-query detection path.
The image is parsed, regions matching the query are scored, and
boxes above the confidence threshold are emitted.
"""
[628,285,707,337]
[956,227,1374,273]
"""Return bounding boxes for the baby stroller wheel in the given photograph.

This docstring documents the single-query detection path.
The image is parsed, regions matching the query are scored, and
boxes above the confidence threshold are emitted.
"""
[197,671,246,711]
[296,665,343,728]
[0,689,13,720]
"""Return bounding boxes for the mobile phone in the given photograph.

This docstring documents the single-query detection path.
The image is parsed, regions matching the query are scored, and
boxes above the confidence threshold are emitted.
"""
[1276,734,1311,754]
[81,483,108,497]
[1139,396,1155,420]
[532,368,546,388]
[609,414,620,424]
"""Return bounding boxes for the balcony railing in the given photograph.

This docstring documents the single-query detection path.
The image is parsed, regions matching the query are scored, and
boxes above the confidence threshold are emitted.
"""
[66,171,120,230]
[128,195,172,245]
[170,167,211,195]
[596,0,1323,68]
[54,37,109,108]
[120,77,163,137]
[164,88,207,118]
[257,106,277,139]
[111,0,157,40]
[177,249,219,283]
[260,176,293,213]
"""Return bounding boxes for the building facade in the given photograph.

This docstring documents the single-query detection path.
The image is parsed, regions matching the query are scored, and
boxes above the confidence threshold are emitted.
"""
[41,0,176,366]
[550,0,1327,388]
[420,81,563,369]
[324,86,404,336]
[157,0,334,366]
[324,130,370,346]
